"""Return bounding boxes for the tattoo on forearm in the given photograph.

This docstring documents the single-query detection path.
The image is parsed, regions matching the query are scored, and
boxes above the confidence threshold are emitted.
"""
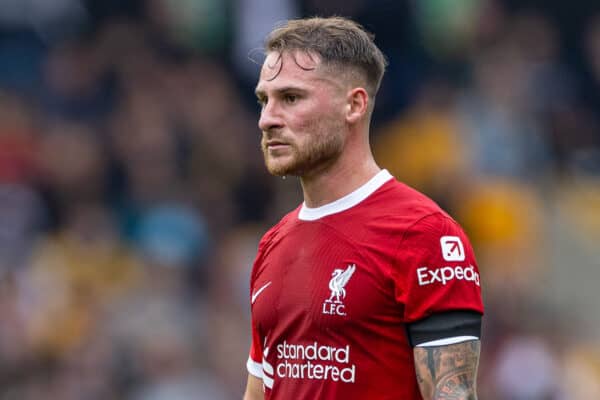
[414,340,480,400]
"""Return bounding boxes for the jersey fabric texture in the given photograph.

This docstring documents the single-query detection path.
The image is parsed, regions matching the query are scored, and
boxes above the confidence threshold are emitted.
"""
[247,170,484,399]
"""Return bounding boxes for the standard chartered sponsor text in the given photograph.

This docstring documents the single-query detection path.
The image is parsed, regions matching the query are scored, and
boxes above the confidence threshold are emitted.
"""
[275,341,356,383]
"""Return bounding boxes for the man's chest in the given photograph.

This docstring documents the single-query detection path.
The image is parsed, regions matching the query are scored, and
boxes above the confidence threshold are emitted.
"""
[251,225,402,337]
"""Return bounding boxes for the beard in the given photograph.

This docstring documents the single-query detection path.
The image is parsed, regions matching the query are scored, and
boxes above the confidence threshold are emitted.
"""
[261,124,345,177]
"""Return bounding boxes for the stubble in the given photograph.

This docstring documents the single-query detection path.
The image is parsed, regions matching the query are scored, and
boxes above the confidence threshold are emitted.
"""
[261,120,345,177]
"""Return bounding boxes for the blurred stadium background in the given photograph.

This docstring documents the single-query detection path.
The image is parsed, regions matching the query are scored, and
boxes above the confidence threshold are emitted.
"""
[0,0,599,398]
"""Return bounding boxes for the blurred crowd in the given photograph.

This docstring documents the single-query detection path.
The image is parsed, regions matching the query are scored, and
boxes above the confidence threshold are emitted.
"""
[0,0,599,399]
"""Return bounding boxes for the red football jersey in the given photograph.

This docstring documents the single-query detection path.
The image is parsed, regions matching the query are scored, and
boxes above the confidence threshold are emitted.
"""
[247,170,484,399]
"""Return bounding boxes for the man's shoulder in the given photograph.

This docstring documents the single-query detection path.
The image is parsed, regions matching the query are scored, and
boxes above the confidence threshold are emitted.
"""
[376,181,474,253]
[363,178,447,222]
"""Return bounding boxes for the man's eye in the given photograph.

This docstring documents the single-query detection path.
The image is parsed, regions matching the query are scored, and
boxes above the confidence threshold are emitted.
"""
[284,94,298,104]
[257,98,267,108]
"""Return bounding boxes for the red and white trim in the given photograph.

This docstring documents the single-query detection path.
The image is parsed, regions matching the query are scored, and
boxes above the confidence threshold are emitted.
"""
[299,169,393,221]
[247,357,263,378]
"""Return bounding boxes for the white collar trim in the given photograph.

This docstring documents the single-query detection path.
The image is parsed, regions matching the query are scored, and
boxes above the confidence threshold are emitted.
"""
[298,169,393,221]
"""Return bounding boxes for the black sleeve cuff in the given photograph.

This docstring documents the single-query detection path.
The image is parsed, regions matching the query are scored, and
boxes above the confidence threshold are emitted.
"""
[407,310,482,347]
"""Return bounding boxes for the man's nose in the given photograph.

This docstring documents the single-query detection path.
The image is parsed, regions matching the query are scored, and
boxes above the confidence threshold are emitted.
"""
[258,102,284,132]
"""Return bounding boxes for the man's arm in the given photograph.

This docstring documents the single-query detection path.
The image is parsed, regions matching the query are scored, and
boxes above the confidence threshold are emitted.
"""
[243,374,264,400]
[413,340,480,400]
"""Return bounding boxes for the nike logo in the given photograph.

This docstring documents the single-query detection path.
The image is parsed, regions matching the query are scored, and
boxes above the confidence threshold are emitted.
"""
[251,281,272,304]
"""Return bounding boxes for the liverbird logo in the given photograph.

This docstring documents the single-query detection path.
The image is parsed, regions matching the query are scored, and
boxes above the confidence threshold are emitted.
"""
[328,264,356,303]
[323,264,356,316]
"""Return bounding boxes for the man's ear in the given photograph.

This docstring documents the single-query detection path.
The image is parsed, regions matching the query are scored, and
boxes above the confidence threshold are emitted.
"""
[346,87,369,124]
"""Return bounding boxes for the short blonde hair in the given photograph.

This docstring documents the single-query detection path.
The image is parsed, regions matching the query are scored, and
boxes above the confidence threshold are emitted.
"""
[265,16,388,97]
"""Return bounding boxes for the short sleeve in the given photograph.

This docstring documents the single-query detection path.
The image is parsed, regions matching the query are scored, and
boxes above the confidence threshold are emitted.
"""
[246,230,273,379]
[247,316,263,378]
[392,212,484,323]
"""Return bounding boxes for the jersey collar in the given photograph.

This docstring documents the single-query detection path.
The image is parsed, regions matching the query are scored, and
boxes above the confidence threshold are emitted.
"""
[298,169,393,221]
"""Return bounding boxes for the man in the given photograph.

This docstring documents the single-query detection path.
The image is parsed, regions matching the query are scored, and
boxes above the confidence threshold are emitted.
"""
[244,17,483,400]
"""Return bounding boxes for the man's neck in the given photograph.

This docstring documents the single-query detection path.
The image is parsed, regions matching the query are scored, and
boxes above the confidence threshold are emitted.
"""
[300,156,381,208]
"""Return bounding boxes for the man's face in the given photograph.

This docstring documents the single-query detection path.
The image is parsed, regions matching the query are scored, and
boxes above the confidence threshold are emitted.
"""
[255,51,347,177]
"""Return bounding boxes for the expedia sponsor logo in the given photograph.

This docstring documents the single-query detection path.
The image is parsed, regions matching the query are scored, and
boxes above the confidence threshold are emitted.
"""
[274,341,356,383]
[417,265,480,287]
[440,236,465,262]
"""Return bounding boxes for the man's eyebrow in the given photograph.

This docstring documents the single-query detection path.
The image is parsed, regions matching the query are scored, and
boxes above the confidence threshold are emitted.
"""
[255,86,308,97]
[278,86,308,93]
